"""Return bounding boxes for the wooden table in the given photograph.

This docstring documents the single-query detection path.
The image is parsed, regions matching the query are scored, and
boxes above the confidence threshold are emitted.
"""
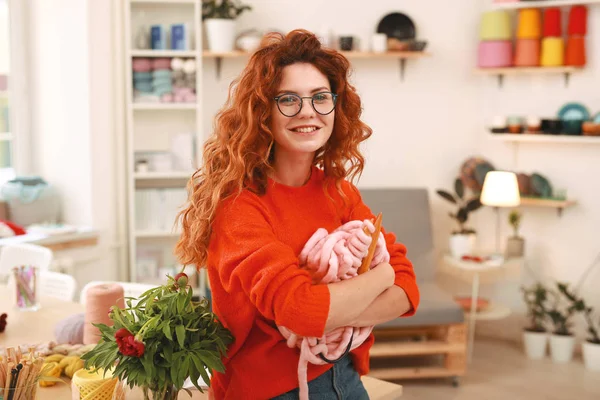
[0,290,402,399]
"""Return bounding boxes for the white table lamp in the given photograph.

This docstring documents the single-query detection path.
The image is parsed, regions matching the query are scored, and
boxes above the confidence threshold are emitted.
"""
[480,171,521,253]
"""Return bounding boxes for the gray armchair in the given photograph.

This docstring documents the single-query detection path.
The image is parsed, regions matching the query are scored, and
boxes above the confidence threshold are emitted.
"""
[360,188,466,385]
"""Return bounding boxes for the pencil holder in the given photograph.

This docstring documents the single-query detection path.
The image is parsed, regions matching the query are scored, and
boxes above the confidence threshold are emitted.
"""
[10,266,40,311]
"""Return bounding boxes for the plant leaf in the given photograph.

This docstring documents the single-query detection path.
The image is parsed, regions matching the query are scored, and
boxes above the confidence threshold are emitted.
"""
[454,178,464,199]
[176,324,186,348]
[436,189,456,204]
[465,198,482,212]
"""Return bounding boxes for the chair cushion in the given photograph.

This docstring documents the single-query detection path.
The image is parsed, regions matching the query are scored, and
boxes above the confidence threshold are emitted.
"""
[375,282,464,328]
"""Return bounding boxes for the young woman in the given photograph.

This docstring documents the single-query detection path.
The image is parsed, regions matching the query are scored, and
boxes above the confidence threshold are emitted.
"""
[176,29,419,400]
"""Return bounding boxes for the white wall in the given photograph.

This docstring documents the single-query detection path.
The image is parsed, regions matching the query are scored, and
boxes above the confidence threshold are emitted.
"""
[202,0,600,339]
[26,0,122,284]
[0,0,9,74]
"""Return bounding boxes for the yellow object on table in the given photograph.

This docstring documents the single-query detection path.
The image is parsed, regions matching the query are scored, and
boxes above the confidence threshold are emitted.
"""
[71,368,124,400]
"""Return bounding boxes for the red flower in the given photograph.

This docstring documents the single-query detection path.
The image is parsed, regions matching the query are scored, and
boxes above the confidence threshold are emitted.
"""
[115,328,145,357]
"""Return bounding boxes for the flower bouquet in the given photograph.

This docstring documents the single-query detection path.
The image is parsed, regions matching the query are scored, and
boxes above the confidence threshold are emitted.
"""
[81,273,232,400]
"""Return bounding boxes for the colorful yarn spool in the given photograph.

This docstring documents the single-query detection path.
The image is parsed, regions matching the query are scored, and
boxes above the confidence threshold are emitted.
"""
[83,283,125,345]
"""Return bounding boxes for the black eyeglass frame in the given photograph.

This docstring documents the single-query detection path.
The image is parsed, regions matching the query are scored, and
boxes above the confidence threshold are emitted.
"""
[273,91,338,117]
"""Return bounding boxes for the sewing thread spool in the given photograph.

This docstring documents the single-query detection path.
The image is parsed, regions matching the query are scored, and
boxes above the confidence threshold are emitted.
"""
[83,284,125,345]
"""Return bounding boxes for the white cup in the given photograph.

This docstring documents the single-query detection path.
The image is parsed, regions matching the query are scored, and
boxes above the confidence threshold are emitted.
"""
[371,33,387,53]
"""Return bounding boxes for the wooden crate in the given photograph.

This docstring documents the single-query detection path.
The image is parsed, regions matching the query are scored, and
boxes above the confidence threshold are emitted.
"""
[368,324,467,385]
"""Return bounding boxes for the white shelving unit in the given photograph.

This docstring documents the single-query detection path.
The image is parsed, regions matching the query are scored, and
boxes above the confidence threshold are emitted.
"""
[489,132,600,144]
[123,0,203,286]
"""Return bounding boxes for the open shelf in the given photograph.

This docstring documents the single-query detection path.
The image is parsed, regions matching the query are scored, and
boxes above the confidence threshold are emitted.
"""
[476,66,583,87]
[465,302,511,321]
[131,50,196,58]
[0,133,13,141]
[489,133,600,144]
[134,171,192,180]
[519,197,577,208]
[490,0,600,9]
[130,0,196,3]
[132,103,196,110]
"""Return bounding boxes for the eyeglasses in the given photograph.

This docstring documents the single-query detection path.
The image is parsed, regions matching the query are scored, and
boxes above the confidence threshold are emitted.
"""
[273,91,338,117]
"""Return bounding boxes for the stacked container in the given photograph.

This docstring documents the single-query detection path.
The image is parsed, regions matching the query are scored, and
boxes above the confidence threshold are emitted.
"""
[566,5,587,66]
[540,8,564,66]
[478,11,513,68]
[515,9,542,66]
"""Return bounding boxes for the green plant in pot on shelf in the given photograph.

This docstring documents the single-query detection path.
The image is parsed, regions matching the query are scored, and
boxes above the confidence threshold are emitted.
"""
[202,0,252,53]
[436,177,482,259]
[520,282,549,360]
[546,282,581,364]
[506,210,525,258]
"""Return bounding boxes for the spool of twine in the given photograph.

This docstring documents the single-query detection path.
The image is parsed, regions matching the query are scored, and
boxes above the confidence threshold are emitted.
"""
[71,368,123,400]
[83,283,125,345]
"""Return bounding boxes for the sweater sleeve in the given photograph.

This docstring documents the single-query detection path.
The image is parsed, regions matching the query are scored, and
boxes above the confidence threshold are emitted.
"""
[208,193,331,337]
[342,182,420,317]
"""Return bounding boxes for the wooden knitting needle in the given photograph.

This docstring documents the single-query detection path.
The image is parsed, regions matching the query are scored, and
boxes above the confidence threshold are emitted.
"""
[358,213,383,275]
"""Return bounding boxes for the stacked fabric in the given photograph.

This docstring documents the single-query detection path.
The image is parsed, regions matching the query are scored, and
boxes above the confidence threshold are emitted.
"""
[131,57,173,103]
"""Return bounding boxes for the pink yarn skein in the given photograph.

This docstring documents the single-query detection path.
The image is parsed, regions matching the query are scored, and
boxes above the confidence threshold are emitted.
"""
[278,219,390,400]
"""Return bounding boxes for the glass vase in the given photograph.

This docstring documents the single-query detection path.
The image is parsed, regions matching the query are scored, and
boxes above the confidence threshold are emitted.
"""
[141,384,179,400]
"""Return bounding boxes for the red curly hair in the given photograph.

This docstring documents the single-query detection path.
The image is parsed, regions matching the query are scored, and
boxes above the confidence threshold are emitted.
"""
[175,29,372,268]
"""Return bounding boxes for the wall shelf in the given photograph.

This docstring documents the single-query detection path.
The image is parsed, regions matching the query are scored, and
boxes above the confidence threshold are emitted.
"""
[135,230,181,238]
[131,50,196,58]
[476,66,583,88]
[489,133,600,144]
[134,171,192,180]
[490,0,600,10]
[0,132,13,141]
[519,197,577,216]
[132,103,196,110]
[202,51,431,80]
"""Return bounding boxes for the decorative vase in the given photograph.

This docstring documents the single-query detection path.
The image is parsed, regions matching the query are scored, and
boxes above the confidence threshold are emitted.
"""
[582,340,600,371]
[205,19,236,52]
[141,384,179,400]
[506,236,525,258]
[549,334,576,363]
[449,233,476,259]
[523,330,548,359]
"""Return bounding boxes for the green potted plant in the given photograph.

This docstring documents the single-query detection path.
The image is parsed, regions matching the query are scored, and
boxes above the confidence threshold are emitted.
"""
[546,282,581,363]
[81,273,233,399]
[521,282,549,359]
[436,177,483,258]
[564,291,600,370]
[202,0,252,52]
[506,210,524,258]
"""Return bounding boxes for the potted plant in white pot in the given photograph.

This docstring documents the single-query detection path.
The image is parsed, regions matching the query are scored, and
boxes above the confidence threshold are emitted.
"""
[506,210,524,258]
[521,282,549,359]
[581,305,600,371]
[546,282,579,363]
[436,178,483,258]
[202,0,252,52]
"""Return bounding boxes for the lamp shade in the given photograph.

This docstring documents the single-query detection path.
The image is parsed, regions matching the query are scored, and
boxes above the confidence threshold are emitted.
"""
[480,171,521,207]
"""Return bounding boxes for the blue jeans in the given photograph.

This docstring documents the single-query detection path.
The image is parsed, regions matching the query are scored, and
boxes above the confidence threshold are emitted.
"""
[271,355,369,400]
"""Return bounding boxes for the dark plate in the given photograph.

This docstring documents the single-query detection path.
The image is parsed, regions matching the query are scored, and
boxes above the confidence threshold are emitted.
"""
[376,12,416,41]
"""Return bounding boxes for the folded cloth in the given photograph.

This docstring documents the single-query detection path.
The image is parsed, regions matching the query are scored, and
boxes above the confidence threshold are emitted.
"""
[151,58,171,70]
[132,58,152,72]
[133,71,152,81]
[152,76,173,86]
[152,69,172,79]
[133,82,154,92]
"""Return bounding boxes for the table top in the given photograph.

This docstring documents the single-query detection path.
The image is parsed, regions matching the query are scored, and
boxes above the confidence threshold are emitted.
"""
[0,288,402,399]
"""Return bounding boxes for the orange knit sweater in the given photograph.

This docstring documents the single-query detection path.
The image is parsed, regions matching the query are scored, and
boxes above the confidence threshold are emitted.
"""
[206,166,420,400]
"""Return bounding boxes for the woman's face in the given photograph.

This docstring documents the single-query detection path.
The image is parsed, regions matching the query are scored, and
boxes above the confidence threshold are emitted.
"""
[270,63,335,158]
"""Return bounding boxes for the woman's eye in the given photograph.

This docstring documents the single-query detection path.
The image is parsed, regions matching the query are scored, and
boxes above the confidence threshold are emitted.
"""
[313,93,330,103]
[280,95,298,104]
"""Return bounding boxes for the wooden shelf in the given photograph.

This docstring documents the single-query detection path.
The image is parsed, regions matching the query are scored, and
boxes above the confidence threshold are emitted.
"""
[131,50,196,58]
[0,133,13,141]
[370,340,465,357]
[134,171,192,180]
[519,197,577,208]
[476,66,583,87]
[131,103,196,110]
[202,50,430,80]
[489,132,600,144]
[490,0,600,10]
